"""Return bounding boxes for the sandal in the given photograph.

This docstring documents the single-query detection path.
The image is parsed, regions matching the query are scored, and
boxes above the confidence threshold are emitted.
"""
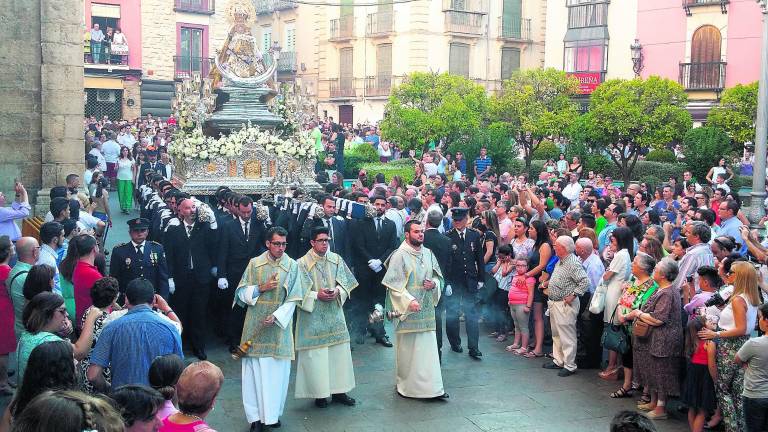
[610,387,634,398]
[524,351,544,358]
[513,347,528,356]
[637,394,651,405]
[495,335,508,342]
[505,344,521,352]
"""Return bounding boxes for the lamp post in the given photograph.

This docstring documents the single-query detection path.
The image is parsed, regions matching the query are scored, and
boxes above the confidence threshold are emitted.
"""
[630,39,643,77]
[271,40,282,84]
[749,0,768,229]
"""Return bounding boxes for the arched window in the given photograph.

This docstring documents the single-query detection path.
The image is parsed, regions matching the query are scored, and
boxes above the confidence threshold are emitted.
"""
[690,25,722,89]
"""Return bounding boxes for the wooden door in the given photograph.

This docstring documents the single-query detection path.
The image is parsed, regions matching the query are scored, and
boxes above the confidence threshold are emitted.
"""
[690,25,721,89]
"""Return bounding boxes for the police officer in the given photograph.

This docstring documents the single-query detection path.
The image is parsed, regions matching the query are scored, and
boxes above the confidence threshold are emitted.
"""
[444,207,485,360]
[110,218,170,299]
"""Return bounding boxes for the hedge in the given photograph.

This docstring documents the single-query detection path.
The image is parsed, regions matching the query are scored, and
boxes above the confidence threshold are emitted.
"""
[645,149,677,163]
[513,159,690,184]
[343,144,380,178]
[359,161,415,184]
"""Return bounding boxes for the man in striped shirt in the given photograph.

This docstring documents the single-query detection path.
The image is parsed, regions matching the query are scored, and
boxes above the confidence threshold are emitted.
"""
[542,236,589,377]
[473,147,493,181]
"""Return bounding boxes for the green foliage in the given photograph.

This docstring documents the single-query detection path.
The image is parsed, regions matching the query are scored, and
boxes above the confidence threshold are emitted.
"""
[729,175,752,192]
[447,122,518,177]
[682,126,731,182]
[528,159,687,184]
[489,68,579,167]
[531,140,561,160]
[575,77,692,184]
[583,153,613,175]
[343,144,380,178]
[638,175,663,190]
[645,149,677,163]
[380,72,488,151]
[359,162,415,185]
[706,82,758,148]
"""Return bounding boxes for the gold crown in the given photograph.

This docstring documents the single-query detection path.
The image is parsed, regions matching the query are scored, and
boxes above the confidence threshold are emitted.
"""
[226,0,256,25]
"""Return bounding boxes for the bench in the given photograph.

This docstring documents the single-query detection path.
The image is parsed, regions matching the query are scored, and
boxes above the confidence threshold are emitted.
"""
[21,216,44,242]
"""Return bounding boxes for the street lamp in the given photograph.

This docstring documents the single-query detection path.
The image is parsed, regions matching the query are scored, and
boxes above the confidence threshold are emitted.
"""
[271,40,282,83]
[630,39,644,77]
[748,0,768,229]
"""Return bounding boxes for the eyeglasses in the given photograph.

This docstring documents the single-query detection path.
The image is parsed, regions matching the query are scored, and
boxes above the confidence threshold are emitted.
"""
[313,238,332,243]
[270,241,288,247]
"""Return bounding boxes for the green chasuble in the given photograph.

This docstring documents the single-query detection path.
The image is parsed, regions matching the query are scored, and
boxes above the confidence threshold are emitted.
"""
[295,250,358,351]
[237,252,304,360]
[382,242,443,334]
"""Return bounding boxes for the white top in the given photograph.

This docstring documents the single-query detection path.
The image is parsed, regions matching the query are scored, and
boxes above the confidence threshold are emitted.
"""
[604,248,631,323]
[89,148,107,171]
[711,166,726,182]
[719,293,758,334]
[102,140,121,163]
[117,158,134,181]
[118,133,136,147]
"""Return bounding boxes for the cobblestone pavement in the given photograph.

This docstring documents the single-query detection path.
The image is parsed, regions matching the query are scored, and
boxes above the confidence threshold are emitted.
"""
[1,196,689,432]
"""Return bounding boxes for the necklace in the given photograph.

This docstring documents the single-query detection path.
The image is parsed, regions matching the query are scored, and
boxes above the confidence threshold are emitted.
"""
[179,412,204,422]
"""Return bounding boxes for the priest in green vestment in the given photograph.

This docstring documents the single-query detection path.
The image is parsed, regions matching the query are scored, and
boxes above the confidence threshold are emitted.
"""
[295,226,358,408]
[382,220,448,400]
[235,226,304,430]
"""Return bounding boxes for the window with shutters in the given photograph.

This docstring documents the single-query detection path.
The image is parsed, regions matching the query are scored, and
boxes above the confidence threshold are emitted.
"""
[686,25,723,89]
[375,44,393,92]
[285,23,296,52]
[501,47,520,79]
[449,43,470,77]
[501,0,522,39]
[261,26,272,53]
[339,47,354,89]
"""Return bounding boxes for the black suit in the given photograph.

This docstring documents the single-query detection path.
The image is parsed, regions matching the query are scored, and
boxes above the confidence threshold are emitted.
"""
[445,227,485,353]
[138,161,166,187]
[215,216,268,347]
[349,215,398,339]
[164,221,218,352]
[423,228,452,354]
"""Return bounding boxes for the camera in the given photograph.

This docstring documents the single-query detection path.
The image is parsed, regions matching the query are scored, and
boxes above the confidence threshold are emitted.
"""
[705,285,734,308]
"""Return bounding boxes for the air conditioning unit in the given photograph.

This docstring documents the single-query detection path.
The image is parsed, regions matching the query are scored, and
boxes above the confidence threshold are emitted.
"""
[96,89,116,103]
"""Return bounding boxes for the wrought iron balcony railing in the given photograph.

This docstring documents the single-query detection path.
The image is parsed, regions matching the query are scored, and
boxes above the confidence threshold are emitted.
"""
[682,0,728,15]
[330,16,355,41]
[255,0,297,14]
[366,12,394,37]
[173,56,214,80]
[678,61,726,91]
[498,17,531,41]
[277,51,297,73]
[174,0,215,14]
[445,11,483,35]
[329,78,356,98]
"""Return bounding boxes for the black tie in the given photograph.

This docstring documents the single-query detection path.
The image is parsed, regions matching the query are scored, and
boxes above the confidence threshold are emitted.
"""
[243,222,249,239]
[186,225,193,237]
[135,244,143,255]
[376,218,382,235]
[459,231,465,243]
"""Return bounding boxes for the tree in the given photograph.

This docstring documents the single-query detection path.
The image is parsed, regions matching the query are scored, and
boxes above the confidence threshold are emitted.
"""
[379,72,487,151]
[489,68,579,169]
[682,126,731,182]
[573,77,692,185]
[706,82,758,150]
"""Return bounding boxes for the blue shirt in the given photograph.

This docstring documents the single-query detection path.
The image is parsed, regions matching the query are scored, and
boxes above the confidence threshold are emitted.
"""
[474,156,492,178]
[0,201,30,241]
[90,305,183,389]
[457,159,467,174]
[718,216,747,256]
[598,222,617,253]
[652,200,680,224]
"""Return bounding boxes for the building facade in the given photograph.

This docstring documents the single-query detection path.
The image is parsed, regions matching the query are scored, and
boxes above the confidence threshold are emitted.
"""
[544,0,638,103]
[636,0,762,122]
[283,0,547,124]
[84,0,234,120]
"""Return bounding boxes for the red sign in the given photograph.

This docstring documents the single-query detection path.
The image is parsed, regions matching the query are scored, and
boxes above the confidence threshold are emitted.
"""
[568,72,602,95]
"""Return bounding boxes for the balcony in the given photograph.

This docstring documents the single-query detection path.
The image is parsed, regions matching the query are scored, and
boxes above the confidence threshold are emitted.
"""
[173,56,214,80]
[330,17,355,41]
[84,51,130,71]
[174,0,215,14]
[277,51,297,73]
[442,0,487,14]
[445,11,484,36]
[366,12,394,37]
[365,75,401,97]
[499,17,532,42]
[329,78,356,98]
[682,0,728,15]
[255,0,298,14]
[678,61,726,91]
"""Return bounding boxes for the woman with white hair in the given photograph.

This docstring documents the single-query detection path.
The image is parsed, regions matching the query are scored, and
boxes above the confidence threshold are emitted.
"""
[161,361,224,431]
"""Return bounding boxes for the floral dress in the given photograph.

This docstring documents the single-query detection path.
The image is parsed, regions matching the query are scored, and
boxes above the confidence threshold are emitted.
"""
[78,307,111,393]
[616,277,658,336]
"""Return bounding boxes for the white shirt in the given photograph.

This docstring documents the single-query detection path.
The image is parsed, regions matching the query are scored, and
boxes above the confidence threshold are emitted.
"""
[117,158,134,181]
[562,181,583,202]
[89,148,107,171]
[101,140,121,163]
[117,133,137,147]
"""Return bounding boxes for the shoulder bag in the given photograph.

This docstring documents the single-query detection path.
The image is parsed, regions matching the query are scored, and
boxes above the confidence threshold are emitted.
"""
[633,318,651,340]
[601,304,629,354]
[588,279,607,314]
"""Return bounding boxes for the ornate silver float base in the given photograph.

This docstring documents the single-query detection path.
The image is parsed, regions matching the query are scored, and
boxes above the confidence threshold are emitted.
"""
[207,86,283,135]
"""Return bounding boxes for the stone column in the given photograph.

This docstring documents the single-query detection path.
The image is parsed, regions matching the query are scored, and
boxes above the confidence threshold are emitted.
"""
[37,0,85,214]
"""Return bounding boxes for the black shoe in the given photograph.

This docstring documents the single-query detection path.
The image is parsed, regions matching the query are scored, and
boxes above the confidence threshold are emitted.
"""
[468,349,482,360]
[542,362,563,370]
[558,369,576,377]
[266,420,281,428]
[228,345,239,354]
[250,422,263,432]
[450,345,463,353]
[434,393,450,400]
[332,393,356,406]
[192,347,207,361]
[376,336,393,347]
[315,398,328,408]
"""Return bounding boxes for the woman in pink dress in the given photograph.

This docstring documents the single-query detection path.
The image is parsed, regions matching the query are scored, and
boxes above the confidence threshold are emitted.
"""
[0,236,16,395]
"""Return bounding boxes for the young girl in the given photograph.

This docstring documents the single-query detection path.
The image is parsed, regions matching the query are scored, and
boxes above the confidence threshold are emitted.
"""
[505,256,535,355]
[491,245,513,343]
[681,315,718,432]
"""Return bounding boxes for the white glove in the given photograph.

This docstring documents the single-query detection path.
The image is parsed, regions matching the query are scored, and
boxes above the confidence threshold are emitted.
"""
[210,267,218,277]
[368,259,382,271]
[477,282,484,290]
[217,278,229,290]
[445,284,453,297]
[168,278,175,295]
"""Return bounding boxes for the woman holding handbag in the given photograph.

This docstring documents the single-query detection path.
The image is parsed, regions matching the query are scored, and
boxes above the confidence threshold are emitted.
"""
[610,253,658,399]
[598,227,634,380]
[625,259,683,420]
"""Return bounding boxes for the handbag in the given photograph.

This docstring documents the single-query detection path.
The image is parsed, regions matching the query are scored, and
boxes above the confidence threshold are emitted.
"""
[588,280,607,314]
[601,305,629,354]
[633,319,651,339]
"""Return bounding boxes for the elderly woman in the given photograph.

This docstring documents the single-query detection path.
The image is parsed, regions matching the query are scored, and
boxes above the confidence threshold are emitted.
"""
[698,261,761,432]
[15,292,100,383]
[625,259,683,420]
[710,236,737,264]
[599,227,634,380]
[161,361,224,431]
[611,253,658,399]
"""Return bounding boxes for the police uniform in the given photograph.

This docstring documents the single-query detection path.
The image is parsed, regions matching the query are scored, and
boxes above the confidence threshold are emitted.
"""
[110,218,171,299]
[444,207,486,359]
